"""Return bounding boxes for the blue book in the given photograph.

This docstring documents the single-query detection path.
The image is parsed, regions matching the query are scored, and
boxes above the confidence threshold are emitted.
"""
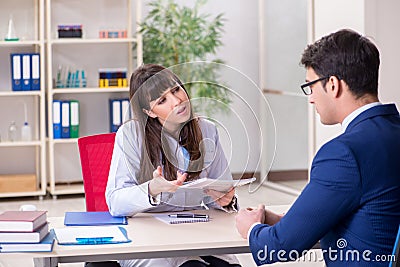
[0,229,55,253]
[64,211,127,226]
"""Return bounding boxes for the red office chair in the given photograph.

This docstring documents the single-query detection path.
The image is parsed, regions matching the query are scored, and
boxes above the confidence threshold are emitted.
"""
[78,133,116,212]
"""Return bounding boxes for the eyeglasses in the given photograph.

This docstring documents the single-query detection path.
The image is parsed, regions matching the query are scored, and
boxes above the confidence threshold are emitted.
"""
[300,76,330,95]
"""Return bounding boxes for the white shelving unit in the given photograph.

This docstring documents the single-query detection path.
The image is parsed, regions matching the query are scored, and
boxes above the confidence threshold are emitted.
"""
[45,0,142,197]
[0,0,46,199]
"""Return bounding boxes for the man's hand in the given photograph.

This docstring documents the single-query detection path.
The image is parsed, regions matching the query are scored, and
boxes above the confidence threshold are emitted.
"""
[264,209,284,226]
[235,204,266,239]
[205,188,235,207]
[148,166,187,197]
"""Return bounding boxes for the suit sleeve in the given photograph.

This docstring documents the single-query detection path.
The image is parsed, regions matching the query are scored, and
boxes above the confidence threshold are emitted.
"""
[249,140,362,265]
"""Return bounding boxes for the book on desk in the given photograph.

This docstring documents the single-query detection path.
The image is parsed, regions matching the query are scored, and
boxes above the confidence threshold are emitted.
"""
[0,229,55,253]
[0,210,47,232]
[0,223,49,243]
[0,210,54,253]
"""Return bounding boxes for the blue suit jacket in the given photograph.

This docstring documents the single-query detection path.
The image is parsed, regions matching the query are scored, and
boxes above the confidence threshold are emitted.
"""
[249,104,400,266]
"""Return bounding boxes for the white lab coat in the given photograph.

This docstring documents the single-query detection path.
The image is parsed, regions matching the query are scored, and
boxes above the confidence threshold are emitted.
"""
[106,118,240,267]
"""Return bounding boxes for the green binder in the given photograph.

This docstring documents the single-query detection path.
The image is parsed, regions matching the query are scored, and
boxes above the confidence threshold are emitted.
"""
[69,100,80,138]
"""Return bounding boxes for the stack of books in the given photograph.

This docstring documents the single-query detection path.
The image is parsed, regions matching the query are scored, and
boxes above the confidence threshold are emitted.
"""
[0,210,55,252]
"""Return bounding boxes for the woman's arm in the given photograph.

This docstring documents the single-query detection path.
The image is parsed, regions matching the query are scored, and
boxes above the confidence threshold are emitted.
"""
[106,123,155,216]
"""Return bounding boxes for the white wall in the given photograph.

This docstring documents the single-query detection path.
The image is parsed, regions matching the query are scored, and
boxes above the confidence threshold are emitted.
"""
[312,0,365,151]
[143,0,262,173]
[155,0,309,174]
[371,0,400,108]
[311,0,400,154]
[261,0,308,173]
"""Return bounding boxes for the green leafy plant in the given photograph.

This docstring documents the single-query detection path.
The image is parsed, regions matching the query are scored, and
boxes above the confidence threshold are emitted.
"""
[139,0,231,114]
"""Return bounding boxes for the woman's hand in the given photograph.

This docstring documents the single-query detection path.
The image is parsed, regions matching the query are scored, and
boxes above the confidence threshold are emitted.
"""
[205,187,235,207]
[148,166,187,197]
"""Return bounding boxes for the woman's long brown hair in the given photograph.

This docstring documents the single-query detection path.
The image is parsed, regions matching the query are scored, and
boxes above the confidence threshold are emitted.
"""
[129,64,204,184]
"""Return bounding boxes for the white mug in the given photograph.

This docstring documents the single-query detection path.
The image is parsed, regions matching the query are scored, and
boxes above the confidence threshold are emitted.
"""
[19,204,37,211]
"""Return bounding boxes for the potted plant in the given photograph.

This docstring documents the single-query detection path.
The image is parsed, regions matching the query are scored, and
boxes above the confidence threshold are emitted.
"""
[139,0,231,114]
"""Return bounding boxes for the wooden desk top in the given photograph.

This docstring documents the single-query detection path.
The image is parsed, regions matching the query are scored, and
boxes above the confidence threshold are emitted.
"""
[1,209,250,265]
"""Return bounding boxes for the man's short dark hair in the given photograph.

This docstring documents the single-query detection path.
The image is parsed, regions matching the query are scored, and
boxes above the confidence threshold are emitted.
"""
[300,29,380,98]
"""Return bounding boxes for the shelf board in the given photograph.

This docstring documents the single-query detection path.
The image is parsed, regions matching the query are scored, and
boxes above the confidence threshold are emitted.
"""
[0,91,42,97]
[47,183,84,195]
[51,138,78,144]
[0,40,42,46]
[0,190,46,198]
[49,37,137,45]
[0,141,42,147]
[52,87,129,94]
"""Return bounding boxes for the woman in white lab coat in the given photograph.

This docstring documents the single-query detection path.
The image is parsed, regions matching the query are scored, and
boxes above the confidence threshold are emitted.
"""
[105,64,241,267]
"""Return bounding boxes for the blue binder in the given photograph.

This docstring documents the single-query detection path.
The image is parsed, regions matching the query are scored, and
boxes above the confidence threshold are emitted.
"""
[53,100,62,139]
[64,212,127,226]
[21,54,31,91]
[10,54,22,91]
[61,101,70,138]
[30,53,40,91]
[109,99,121,132]
[121,98,130,123]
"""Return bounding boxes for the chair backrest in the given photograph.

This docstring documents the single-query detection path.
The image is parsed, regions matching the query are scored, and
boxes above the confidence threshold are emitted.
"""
[390,225,400,267]
[78,133,116,212]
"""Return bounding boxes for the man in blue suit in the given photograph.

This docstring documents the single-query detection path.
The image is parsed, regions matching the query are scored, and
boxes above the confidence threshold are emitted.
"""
[236,29,400,266]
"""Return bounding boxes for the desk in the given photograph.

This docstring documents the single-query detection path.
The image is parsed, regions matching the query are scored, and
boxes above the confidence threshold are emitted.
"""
[1,209,249,267]
[1,205,296,267]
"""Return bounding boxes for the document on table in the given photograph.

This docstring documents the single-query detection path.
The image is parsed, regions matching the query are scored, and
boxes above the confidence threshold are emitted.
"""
[179,177,256,192]
[53,226,131,245]
[153,213,210,224]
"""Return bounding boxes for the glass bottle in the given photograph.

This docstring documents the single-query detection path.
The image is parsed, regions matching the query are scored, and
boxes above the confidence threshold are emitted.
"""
[8,121,17,142]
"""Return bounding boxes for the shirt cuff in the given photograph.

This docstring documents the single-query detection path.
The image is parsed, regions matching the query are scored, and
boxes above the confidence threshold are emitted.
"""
[220,195,238,213]
[248,222,261,240]
[147,182,161,206]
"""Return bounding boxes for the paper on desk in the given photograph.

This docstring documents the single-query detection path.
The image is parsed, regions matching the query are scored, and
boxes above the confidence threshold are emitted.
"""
[153,213,209,224]
[54,226,130,245]
[179,177,256,192]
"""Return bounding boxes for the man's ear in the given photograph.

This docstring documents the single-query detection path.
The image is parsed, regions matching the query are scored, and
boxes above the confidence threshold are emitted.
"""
[143,108,157,118]
[328,76,341,98]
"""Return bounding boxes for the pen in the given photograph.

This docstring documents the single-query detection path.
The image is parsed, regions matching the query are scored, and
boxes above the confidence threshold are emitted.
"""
[168,213,209,219]
[75,237,114,244]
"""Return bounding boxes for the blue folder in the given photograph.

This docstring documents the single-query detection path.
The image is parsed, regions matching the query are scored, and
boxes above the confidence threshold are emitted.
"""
[53,100,62,139]
[61,100,70,138]
[109,98,121,132]
[64,211,127,226]
[30,53,40,91]
[10,53,22,91]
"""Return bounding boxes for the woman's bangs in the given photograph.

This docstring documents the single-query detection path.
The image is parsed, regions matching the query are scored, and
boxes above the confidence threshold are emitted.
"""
[144,72,177,102]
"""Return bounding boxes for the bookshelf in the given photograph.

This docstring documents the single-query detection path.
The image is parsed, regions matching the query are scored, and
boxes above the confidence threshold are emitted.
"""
[45,0,143,197]
[0,0,47,199]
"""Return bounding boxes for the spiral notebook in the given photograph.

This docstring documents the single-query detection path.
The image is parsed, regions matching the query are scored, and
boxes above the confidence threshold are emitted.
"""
[153,213,210,224]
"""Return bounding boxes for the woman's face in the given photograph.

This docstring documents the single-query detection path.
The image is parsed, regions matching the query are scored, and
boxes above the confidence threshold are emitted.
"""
[147,84,191,127]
